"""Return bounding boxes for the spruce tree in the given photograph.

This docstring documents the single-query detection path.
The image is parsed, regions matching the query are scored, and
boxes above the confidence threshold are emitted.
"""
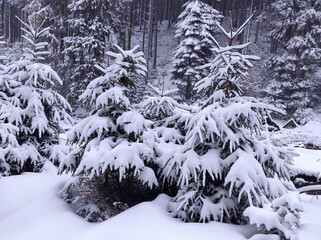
[0,38,23,176]
[171,0,222,102]
[2,19,72,173]
[163,15,294,223]
[59,45,158,222]
[63,0,112,106]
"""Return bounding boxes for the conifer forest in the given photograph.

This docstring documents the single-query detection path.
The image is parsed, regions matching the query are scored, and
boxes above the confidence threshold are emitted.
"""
[1,1,321,240]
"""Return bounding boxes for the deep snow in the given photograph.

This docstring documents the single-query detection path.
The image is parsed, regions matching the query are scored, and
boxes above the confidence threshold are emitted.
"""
[0,173,254,240]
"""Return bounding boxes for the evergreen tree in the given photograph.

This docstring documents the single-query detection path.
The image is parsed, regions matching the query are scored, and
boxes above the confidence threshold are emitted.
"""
[2,19,72,173]
[63,0,112,106]
[266,0,321,120]
[109,0,132,49]
[59,45,158,222]
[0,74,27,176]
[163,15,294,223]
[0,38,22,176]
[171,0,222,102]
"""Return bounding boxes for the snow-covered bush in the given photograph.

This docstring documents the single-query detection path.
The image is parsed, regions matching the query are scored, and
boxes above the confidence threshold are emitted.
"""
[1,19,72,174]
[60,45,159,221]
[164,14,294,223]
[244,192,303,240]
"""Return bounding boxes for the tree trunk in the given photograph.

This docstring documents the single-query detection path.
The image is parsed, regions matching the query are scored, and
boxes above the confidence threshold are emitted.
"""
[127,2,134,50]
[153,2,158,69]
[255,21,260,43]
[8,3,11,43]
[168,0,173,28]
[146,0,154,68]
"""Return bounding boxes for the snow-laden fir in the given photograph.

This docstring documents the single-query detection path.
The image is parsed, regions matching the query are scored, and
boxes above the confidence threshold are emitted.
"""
[171,0,222,101]
[157,14,296,224]
[59,44,159,221]
[0,19,72,175]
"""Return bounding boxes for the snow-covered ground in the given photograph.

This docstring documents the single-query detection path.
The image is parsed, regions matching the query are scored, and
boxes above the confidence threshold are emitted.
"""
[272,121,321,149]
[1,147,321,240]
[0,173,255,240]
[271,120,321,179]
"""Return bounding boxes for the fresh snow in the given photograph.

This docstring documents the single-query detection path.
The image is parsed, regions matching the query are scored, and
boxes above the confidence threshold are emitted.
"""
[271,120,321,178]
[0,174,90,240]
[0,173,254,240]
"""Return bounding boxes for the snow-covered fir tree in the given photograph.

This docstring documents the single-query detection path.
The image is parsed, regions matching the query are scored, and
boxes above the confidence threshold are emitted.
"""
[265,0,321,120]
[0,39,20,176]
[171,0,222,102]
[140,80,188,197]
[163,15,294,223]
[59,45,159,222]
[2,19,72,173]
[0,72,26,176]
[63,0,112,106]
[0,96,34,176]
[0,106,18,176]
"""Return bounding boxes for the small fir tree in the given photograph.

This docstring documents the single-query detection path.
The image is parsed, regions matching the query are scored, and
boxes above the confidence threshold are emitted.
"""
[171,0,222,102]
[2,19,72,173]
[0,41,24,176]
[163,15,294,223]
[59,45,158,222]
